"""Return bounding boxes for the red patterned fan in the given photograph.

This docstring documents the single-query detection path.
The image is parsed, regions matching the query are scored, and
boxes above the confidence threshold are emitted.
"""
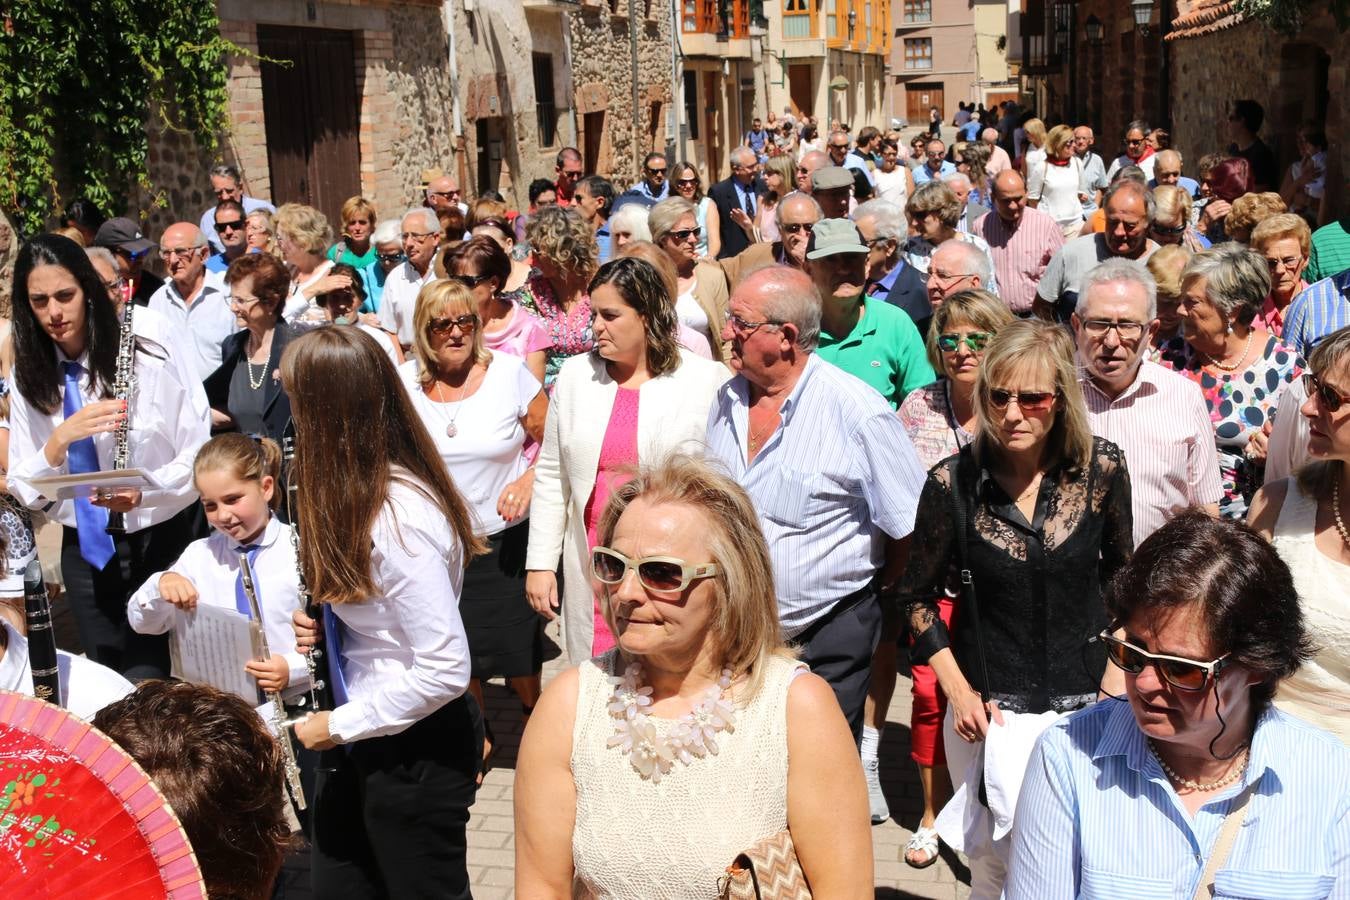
[0,690,206,898]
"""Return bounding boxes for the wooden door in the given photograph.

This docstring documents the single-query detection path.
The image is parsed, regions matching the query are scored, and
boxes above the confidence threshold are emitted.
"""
[703,71,722,182]
[788,65,814,119]
[257,26,361,229]
[905,83,944,125]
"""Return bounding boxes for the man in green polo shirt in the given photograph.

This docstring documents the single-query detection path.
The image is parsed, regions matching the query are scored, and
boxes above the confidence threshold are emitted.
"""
[805,218,935,408]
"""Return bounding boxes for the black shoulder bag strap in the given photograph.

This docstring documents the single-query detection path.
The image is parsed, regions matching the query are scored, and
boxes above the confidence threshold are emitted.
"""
[948,454,993,704]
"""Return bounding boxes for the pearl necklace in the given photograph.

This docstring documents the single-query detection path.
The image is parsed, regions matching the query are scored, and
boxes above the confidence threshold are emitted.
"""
[1332,479,1350,548]
[1148,739,1248,792]
[1202,329,1254,372]
[607,662,736,783]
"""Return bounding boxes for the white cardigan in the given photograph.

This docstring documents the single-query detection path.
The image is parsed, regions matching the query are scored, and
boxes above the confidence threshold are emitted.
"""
[526,349,729,662]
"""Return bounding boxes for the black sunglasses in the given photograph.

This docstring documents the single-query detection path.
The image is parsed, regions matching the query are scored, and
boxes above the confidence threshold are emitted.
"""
[1306,372,1350,412]
[452,273,494,288]
[377,252,406,264]
[214,220,244,233]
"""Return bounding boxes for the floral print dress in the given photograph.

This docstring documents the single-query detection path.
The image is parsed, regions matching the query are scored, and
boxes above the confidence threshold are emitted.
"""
[1159,333,1303,519]
[515,271,593,393]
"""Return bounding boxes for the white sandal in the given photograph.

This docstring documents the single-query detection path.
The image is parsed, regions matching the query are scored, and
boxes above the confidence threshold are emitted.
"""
[904,825,941,869]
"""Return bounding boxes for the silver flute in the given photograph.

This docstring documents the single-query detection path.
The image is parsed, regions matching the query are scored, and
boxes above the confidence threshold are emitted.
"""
[104,300,135,535]
[282,435,333,715]
[238,551,307,812]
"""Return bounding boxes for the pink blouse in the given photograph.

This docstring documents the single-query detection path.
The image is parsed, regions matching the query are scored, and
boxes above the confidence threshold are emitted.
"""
[484,301,552,360]
[582,387,640,656]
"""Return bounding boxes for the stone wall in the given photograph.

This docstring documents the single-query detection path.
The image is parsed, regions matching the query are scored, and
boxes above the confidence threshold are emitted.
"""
[1168,12,1348,217]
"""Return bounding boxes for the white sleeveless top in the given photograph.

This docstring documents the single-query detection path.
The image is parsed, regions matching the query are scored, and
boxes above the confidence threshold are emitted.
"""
[1272,479,1350,744]
[570,652,804,898]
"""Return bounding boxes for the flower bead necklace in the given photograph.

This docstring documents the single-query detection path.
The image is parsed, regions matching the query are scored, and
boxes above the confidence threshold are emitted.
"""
[606,662,736,783]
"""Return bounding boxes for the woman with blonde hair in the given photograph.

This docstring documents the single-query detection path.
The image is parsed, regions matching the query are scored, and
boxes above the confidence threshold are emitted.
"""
[1026,125,1087,239]
[896,318,1132,896]
[1225,191,1287,245]
[669,161,721,258]
[1019,117,1047,175]
[1250,212,1311,337]
[525,257,728,664]
[285,326,485,898]
[521,205,599,391]
[1145,243,1192,354]
[649,196,730,361]
[245,208,278,257]
[327,196,378,268]
[516,455,872,897]
[755,154,798,244]
[1149,184,1209,252]
[617,239,715,359]
[400,278,549,774]
[274,203,350,328]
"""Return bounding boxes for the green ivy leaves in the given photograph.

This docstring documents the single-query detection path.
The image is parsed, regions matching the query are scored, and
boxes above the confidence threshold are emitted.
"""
[0,0,236,233]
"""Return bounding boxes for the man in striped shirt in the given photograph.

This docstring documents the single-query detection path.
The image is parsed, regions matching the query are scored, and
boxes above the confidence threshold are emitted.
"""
[974,171,1064,316]
[1072,259,1222,547]
[1283,266,1350,357]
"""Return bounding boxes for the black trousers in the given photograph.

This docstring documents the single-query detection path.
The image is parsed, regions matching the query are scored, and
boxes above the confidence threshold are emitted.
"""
[311,693,484,899]
[59,502,202,681]
[793,589,881,744]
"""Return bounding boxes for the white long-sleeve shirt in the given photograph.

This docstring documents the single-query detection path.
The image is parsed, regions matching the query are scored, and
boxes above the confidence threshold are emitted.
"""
[127,515,310,703]
[326,475,471,744]
[0,620,133,719]
[6,317,210,531]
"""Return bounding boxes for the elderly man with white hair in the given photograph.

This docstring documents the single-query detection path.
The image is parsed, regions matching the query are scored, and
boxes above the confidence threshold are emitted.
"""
[1072,258,1221,544]
[709,146,762,259]
[853,199,929,333]
[377,207,442,350]
[943,171,990,234]
[982,127,1013,179]
[925,240,994,314]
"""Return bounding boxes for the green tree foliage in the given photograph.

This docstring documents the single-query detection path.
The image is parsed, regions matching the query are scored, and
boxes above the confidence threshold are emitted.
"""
[0,1,235,232]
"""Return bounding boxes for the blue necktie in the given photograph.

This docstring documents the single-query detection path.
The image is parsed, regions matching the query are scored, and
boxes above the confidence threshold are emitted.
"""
[322,604,350,706]
[62,361,115,570]
[233,545,261,618]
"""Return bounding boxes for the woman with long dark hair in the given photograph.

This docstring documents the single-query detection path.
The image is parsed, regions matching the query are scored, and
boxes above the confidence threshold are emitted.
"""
[6,234,210,679]
[285,327,485,898]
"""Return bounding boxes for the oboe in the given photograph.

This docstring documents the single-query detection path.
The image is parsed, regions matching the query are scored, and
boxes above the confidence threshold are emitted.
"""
[238,551,307,811]
[23,560,60,707]
[282,435,335,715]
[105,299,136,535]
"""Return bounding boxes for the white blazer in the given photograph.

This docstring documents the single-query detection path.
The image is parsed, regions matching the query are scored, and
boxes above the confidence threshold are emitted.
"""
[526,349,729,662]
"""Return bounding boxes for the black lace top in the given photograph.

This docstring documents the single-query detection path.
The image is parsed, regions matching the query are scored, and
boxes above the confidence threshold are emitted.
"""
[897,437,1134,713]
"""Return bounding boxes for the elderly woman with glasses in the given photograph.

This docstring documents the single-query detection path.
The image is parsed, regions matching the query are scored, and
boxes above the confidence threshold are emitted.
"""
[904,182,998,293]
[525,258,727,664]
[1249,325,1350,746]
[1007,512,1349,898]
[895,318,1133,897]
[1250,213,1311,339]
[521,206,599,392]
[516,455,872,897]
[669,162,721,258]
[1160,244,1303,518]
[649,196,730,362]
[1145,244,1192,357]
[1149,184,1210,253]
[399,278,549,776]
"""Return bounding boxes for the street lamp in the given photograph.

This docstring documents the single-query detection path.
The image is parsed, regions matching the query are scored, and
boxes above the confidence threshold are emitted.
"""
[1132,0,1154,35]
[1084,14,1104,45]
[847,8,856,41]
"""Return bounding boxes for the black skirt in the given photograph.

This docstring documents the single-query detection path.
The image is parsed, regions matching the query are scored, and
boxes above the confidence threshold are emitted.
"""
[460,520,542,679]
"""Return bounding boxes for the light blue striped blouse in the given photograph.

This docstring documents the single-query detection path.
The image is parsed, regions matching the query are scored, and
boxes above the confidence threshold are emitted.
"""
[705,355,926,636]
[1006,699,1350,899]
[1284,269,1350,359]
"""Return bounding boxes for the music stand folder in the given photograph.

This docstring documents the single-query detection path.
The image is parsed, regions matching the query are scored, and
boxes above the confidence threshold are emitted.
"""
[22,468,164,500]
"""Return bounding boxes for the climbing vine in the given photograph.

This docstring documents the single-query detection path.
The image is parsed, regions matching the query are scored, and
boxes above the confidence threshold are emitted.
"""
[0,0,237,233]
[1232,0,1350,34]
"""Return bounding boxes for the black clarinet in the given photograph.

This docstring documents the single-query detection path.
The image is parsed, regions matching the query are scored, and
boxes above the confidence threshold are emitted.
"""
[23,560,60,707]
[282,435,335,715]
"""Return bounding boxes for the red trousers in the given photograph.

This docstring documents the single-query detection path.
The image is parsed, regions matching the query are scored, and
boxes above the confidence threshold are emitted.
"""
[908,596,955,767]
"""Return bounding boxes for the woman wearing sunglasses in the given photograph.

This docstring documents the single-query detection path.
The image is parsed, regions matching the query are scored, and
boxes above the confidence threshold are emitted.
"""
[1149,184,1210,253]
[1007,512,1349,898]
[1249,325,1350,746]
[649,196,730,362]
[516,455,872,897]
[526,257,727,665]
[669,162,721,258]
[892,289,1012,865]
[895,318,1133,897]
[444,236,550,385]
[401,279,549,774]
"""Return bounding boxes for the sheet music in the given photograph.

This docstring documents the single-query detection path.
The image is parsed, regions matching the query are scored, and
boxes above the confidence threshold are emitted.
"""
[168,604,262,705]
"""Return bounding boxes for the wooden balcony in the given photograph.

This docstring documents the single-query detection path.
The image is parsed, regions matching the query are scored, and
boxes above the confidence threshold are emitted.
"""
[682,0,753,57]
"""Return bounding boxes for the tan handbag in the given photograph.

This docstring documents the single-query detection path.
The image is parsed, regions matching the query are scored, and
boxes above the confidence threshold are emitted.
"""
[717,829,811,899]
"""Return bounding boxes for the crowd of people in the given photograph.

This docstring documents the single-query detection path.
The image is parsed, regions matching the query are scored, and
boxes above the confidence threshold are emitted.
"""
[0,92,1347,899]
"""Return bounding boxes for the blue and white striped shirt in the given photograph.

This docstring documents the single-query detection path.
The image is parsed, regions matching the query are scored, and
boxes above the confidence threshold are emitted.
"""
[1006,699,1350,899]
[705,355,926,636]
[1284,269,1350,358]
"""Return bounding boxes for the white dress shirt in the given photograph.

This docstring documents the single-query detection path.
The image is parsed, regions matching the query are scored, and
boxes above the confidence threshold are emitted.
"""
[126,515,310,703]
[705,355,926,635]
[148,276,238,380]
[326,476,472,744]
[7,320,211,531]
[377,262,438,348]
[0,620,133,719]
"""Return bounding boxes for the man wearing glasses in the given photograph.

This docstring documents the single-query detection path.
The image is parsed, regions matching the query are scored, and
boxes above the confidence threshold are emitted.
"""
[1147,149,1200,198]
[204,200,250,276]
[913,139,956,187]
[148,223,236,380]
[378,208,442,351]
[1105,120,1157,184]
[93,217,163,308]
[197,164,275,254]
[629,152,670,203]
[827,130,874,202]
[424,174,468,218]
[1072,259,1221,546]
[717,192,822,291]
[553,147,585,205]
[710,147,762,259]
